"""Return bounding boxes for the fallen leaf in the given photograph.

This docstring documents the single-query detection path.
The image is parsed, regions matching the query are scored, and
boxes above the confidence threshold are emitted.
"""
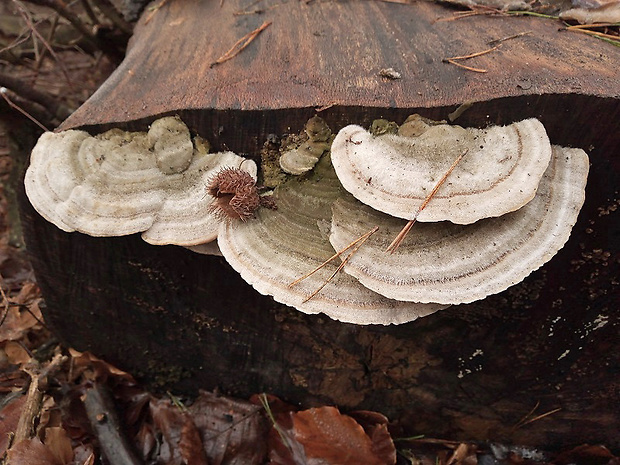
[553,444,618,465]
[0,394,26,455]
[190,390,269,465]
[446,443,478,465]
[44,426,74,464]
[3,340,31,364]
[6,437,64,465]
[349,411,397,465]
[292,406,389,465]
[179,417,209,465]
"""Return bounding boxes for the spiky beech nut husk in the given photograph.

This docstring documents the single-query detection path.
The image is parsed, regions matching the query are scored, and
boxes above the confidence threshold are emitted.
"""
[208,168,276,221]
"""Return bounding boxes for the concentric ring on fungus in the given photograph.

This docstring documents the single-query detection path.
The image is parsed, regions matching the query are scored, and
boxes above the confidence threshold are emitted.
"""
[217,154,447,325]
[24,117,257,246]
[330,118,553,224]
[328,146,589,305]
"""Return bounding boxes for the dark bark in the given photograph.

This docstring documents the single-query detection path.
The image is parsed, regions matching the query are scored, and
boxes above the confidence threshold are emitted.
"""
[19,0,619,450]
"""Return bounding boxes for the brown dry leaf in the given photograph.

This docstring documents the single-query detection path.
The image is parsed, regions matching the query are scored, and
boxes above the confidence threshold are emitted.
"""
[0,284,42,341]
[57,390,91,441]
[0,394,26,455]
[150,397,207,465]
[291,406,390,465]
[189,390,269,465]
[135,422,157,459]
[11,281,41,306]
[6,437,65,465]
[3,340,31,364]
[43,426,74,464]
[349,411,397,465]
[553,444,618,465]
[67,349,137,384]
[179,417,209,465]
[447,443,478,465]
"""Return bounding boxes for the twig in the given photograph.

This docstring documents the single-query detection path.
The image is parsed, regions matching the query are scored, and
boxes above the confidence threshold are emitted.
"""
[83,382,144,465]
[91,0,133,35]
[505,10,559,19]
[565,22,620,29]
[566,27,620,42]
[23,0,125,61]
[0,87,51,131]
[386,150,468,253]
[211,21,272,67]
[488,30,532,45]
[0,70,72,120]
[315,103,335,112]
[0,275,10,329]
[11,353,67,446]
[513,401,540,429]
[443,46,500,73]
[34,13,60,71]
[80,0,101,26]
[13,0,74,87]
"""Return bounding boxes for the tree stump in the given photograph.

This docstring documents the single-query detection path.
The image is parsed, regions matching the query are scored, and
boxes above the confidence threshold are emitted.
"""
[19,0,619,449]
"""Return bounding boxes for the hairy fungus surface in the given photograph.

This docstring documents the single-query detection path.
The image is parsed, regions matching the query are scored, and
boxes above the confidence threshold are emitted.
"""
[217,155,446,325]
[330,118,552,224]
[25,117,256,246]
[329,146,589,305]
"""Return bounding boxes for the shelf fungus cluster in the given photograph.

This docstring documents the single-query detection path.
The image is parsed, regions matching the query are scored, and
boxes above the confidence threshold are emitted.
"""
[216,116,589,324]
[25,116,257,246]
[25,115,589,325]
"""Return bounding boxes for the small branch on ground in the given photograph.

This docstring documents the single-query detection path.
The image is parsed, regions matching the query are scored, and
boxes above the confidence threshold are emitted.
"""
[0,71,73,122]
[10,352,67,447]
[21,0,126,62]
[83,382,145,465]
[0,87,52,131]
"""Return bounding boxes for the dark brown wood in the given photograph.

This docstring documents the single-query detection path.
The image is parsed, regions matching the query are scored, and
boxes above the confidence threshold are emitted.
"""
[20,0,619,450]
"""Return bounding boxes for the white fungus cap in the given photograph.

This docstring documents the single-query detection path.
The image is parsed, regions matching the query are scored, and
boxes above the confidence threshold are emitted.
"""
[330,118,553,224]
[25,117,256,246]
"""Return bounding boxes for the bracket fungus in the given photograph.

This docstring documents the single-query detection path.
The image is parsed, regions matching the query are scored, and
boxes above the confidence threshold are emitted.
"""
[217,154,447,325]
[329,146,589,305]
[24,116,257,246]
[24,113,589,325]
[279,115,333,175]
[330,118,552,224]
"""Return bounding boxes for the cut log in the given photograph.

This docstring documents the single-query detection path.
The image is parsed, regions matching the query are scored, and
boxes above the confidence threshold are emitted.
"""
[19,0,619,449]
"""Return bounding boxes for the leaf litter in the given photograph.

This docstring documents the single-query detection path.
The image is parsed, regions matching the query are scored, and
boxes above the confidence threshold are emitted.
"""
[1,3,619,464]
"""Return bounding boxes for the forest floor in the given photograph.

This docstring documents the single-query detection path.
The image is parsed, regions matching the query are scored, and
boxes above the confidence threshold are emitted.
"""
[0,1,618,464]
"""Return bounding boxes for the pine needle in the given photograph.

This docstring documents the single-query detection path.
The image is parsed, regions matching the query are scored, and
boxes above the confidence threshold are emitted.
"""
[445,45,500,60]
[515,407,562,429]
[211,21,272,67]
[386,149,468,253]
[302,227,378,303]
[444,59,488,73]
[289,226,378,288]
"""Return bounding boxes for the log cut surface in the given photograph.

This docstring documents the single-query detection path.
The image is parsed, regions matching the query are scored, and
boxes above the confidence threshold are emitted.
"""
[21,0,620,450]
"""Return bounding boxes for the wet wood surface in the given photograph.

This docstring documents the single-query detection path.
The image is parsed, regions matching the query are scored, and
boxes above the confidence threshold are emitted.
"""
[21,0,620,449]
